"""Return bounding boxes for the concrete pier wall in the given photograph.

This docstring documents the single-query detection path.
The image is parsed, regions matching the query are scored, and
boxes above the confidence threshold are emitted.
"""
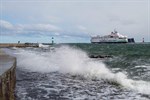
[0,50,16,100]
[0,43,38,48]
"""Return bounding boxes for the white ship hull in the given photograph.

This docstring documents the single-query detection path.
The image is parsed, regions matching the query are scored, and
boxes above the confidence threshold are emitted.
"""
[91,38,128,43]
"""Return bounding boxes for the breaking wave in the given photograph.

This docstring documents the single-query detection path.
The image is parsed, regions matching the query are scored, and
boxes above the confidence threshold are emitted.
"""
[12,46,150,95]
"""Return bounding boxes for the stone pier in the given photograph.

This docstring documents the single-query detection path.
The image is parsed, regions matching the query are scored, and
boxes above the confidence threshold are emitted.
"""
[0,50,16,100]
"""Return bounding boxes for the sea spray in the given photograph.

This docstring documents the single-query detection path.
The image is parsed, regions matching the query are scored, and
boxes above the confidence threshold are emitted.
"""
[13,46,150,95]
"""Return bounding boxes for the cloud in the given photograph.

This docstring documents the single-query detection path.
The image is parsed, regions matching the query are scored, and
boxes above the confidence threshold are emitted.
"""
[0,20,15,31]
[0,20,61,36]
[0,20,90,38]
[22,24,61,33]
[77,25,87,31]
[109,16,136,26]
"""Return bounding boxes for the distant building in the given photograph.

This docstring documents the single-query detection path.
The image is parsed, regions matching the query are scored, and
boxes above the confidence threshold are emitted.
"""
[128,38,135,43]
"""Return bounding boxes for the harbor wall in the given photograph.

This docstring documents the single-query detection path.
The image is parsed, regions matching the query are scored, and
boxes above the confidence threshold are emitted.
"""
[0,43,38,48]
[0,50,16,100]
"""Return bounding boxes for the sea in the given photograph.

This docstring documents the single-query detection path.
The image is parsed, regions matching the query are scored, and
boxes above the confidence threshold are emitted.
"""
[5,43,150,100]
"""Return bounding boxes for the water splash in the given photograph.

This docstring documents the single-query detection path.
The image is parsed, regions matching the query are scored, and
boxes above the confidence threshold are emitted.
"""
[12,46,150,95]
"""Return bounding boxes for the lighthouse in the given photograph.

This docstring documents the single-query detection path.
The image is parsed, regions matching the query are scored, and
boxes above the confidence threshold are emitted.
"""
[142,38,144,43]
[52,37,54,45]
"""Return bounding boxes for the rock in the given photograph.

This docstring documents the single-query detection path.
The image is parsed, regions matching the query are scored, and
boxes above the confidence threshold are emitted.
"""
[89,55,112,59]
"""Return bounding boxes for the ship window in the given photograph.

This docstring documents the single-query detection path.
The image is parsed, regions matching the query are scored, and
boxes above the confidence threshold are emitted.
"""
[110,36,113,38]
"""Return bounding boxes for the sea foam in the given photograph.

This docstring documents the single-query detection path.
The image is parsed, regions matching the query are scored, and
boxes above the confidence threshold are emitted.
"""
[13,46,150,95]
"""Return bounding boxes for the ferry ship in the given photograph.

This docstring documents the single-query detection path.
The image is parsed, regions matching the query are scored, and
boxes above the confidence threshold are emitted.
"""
[91,30,128,43]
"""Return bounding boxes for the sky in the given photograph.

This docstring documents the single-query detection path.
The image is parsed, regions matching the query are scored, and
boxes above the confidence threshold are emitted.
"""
[0,0,150,43]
